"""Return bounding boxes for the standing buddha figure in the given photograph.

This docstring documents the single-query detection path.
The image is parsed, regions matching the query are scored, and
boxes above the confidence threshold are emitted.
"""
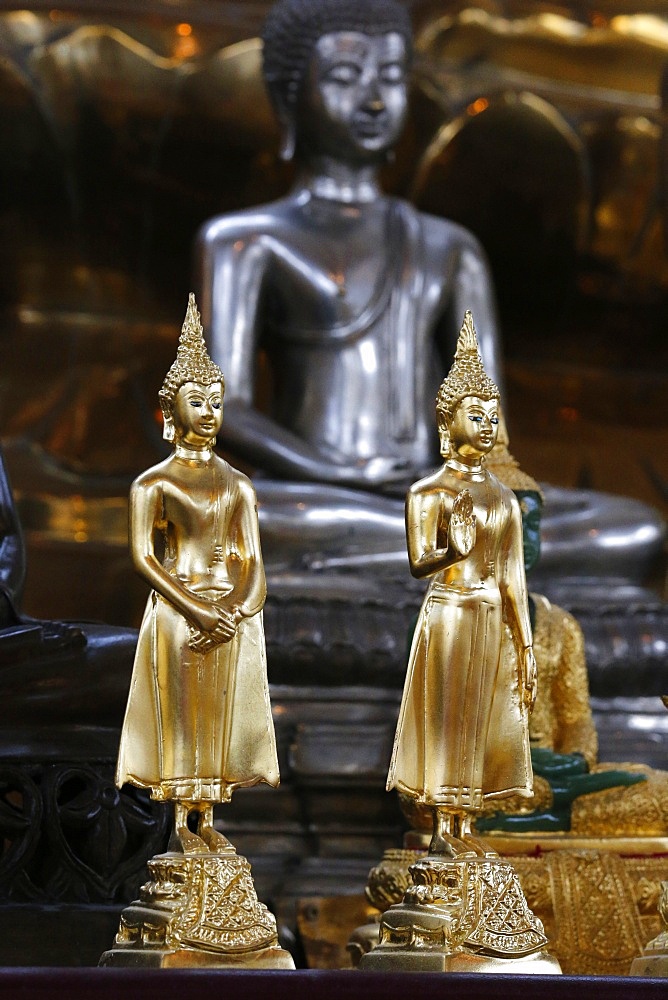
[116,293,279,847]
[388,311,535,857]
[105,295,292,968]
[361,314,558,972]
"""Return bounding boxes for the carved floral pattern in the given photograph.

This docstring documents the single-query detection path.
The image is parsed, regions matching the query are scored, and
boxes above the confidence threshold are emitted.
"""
[0,761,168,904]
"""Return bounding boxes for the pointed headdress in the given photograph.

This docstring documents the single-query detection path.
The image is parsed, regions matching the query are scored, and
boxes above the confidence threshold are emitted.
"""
[435,311,500,427]
[159,293,224,419]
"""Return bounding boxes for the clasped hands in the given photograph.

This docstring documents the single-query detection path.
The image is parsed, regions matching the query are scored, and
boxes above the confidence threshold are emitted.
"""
[186,597,241,653]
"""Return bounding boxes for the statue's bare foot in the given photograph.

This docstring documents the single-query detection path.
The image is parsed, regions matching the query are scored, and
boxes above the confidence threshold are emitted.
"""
[430,807,477,859]
[429,828,477,859]
[460,833,497,858]
[200,823,234,854]
[459,816,497,857]
[175,825,209,854]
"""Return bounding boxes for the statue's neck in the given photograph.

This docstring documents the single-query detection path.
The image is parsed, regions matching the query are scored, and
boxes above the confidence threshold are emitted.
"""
[174,441,215,463]
[446,455,486,480]
[294,156,381,205]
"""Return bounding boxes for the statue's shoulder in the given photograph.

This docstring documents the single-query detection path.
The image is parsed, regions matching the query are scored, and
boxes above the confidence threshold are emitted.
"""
[407,466,457,501]
[196,196,298,250]
[424,211,485,259]
[394,198,485,262]
[485,468,521,516]
[130,456,174,493]
[215,457,258,506]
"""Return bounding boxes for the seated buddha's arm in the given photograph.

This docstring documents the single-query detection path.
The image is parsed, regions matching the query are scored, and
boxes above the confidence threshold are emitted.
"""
[195,219,409,489]
[551,605,598,767]
[430,223,504,399]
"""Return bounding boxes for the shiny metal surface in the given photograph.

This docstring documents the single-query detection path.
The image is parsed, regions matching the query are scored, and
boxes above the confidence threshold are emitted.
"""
[196,6,663,586]
[360,319,557,973]
[387,321,534,831]
[106,295,290,968]
[0,0,661,636]
[117,296,278,813]
[256,480,664,581]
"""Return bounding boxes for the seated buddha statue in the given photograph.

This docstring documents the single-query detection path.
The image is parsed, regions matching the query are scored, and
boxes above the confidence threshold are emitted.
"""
[0,445,136,727]
[195,0,664,591]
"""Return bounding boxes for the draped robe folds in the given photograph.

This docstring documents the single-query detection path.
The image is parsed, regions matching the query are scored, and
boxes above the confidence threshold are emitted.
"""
[387,470,533,809]
[116,456,279,802]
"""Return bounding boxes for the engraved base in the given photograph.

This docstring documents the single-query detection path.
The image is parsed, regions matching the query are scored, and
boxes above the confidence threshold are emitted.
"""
[359,854,561,974]
[630,954,668,977]
[350,840,668,976]
[359,945,561,973]
[99,943,295,969]
[630,923,668,977]
[99,847,294,970]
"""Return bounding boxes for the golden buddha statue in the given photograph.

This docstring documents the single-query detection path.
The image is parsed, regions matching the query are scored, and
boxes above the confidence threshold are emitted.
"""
[353,433,667,976]
[387,311,535,857]
[102,295,293,969]
[360,313,559,973]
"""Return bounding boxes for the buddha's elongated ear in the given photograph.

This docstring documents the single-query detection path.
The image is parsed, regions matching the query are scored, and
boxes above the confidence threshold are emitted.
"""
[163,414,175,442]
[438,424,450,459]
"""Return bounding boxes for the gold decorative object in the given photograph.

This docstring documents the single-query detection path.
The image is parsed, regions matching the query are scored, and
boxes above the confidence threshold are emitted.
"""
[359,313,559,973]
[522,595,597,767]
[351,429,667,974]
[631,689,668,977]
[344,846,667,976]
[631,881,668,976]
[106,850,284,968]
[101,294,293,969]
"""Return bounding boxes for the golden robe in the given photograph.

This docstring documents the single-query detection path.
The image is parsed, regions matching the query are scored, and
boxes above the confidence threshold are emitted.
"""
[387,471,532,809]
[116,596,278,802]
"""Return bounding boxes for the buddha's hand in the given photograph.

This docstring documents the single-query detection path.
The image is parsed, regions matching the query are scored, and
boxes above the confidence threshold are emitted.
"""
[186,599,237,651]
[449,489,476,557]
[522,647,537,711]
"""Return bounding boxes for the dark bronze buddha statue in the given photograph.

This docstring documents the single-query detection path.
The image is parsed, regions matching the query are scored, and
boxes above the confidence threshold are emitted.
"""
[0,446,136,726]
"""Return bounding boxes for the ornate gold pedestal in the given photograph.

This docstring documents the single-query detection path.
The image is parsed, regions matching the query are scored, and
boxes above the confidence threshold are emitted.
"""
[348,834,668,975]
[630,881,668,977]
[100,847,294,969]
[358,854,560,974]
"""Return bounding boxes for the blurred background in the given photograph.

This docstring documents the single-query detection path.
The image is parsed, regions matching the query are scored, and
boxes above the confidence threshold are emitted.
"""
[0,0,666,626]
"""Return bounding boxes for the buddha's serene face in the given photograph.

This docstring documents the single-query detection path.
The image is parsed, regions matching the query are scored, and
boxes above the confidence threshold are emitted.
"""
[448,395,500,459]
[299,31,408,162]
[172,381,223,445]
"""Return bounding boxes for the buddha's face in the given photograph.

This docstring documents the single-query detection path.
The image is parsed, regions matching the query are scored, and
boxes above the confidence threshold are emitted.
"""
[298,31,408,162]
[448,395,500,459]
[172,381,223,445]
